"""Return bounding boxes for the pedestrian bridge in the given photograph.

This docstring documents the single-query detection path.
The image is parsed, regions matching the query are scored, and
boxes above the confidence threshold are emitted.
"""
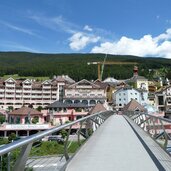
[0,111,171,171]
[64,115,171,171]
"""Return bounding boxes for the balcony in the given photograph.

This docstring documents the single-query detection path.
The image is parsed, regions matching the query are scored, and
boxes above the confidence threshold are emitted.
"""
[31,95,42,99]
[52,90,58,94]
[22,85,32,88]
[5,94,15,98]
[42,90,51,94]
[5,89,15,93]
[32,90,42,93]
[5,84,15,88]
[42,86,51,89]
[0,94,4,98]
[16,89,22,93]
[23,90,32,93]
[23,95,31,99]
[15,95,22,98]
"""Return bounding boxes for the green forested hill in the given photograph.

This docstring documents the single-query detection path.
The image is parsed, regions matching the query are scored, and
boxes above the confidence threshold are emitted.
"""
[0,52,171,81]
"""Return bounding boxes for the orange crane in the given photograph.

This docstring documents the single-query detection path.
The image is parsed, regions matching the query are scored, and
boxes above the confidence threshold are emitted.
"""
[87,61,138,80]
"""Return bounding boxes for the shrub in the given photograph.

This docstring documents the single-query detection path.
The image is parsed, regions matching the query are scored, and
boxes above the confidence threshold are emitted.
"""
[32,116,39,124]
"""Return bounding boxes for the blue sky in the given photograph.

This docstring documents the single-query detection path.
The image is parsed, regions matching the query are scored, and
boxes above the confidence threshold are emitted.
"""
[0,0,171,58]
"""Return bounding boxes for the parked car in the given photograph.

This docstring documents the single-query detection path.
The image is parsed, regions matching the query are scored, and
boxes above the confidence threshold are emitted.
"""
[48,135,64,144]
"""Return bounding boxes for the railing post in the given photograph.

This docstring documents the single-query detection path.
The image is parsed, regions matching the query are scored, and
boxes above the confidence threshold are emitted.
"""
[64,125,72,161]
[78,121,83,146]
[7,152,10,171]
[0,156,2,171]
[159,119,168,149]
[85,118,91,138]
[13,142,33,171]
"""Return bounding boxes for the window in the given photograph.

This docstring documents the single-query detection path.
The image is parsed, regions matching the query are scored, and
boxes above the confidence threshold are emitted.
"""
[76,115,82,120]
[119,98,121,101]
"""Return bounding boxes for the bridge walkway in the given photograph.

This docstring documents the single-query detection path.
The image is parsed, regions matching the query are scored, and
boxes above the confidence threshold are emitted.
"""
[64,115,171,171]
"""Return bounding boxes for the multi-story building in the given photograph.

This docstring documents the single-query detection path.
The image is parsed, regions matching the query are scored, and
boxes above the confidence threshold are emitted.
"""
[63,79,107,105]
[155,85,171,111]
[113,86,148,110]
[0,76,75,110]
[125,66,149,91]
[47,101,91,126]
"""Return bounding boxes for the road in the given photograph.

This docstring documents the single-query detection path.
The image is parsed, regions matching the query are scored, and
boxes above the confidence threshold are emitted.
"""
[26,156,66,171]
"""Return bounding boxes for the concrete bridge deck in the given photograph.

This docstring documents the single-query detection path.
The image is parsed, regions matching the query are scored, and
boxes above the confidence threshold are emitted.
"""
[64,115,171,171]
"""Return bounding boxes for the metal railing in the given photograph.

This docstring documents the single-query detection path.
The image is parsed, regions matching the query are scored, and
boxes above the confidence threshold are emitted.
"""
[127,112,171,151]
[0,110,113,171]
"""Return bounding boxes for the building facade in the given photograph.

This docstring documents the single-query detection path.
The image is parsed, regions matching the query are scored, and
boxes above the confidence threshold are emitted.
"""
[0,76,75,110]
[155,86,171,111]
[63,79,107,105]
[113,86,148,110]
[126,66,149,91]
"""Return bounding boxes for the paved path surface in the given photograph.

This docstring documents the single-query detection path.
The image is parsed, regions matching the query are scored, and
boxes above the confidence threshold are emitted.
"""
[65,115,161,171]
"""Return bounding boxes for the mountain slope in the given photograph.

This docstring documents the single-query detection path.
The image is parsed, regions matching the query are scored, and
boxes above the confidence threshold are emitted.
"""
[0,52,171,81]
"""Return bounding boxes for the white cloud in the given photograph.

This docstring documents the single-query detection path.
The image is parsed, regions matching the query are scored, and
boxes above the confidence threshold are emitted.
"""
[69,32,100,51]
[0,20,38,37]
[91,28,171,58]
[84,25,93,32]
[29,15,78,34]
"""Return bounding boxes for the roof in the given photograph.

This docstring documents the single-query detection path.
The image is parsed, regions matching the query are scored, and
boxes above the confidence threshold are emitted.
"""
[9,107,42,115]
[103,77,118,83]
[115,86,147,94]
[93,80,108,89]
[48,101,91,108]
[67,79,100,89]
[88,103,107,115]
[125,75,147,83]
[123,99,145,112]
[54,75,75,84]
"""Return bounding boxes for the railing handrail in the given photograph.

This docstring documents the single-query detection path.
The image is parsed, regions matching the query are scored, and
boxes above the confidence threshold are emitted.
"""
[140,112,171,123]
[0,110,113,156]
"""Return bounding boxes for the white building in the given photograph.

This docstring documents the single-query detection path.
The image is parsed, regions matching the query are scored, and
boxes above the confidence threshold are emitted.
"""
[113,86,148,110]
[0,76,75,110]
[63,79,107,105]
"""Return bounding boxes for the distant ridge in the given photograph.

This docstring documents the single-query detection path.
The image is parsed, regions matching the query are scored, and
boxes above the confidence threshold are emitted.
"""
[0,52,171,81]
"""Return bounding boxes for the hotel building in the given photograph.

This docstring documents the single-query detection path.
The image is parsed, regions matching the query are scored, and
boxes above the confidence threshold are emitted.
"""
[0,75,75,110]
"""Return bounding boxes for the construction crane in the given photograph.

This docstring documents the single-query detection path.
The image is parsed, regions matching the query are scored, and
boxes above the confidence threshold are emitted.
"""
[87,61,138,80]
